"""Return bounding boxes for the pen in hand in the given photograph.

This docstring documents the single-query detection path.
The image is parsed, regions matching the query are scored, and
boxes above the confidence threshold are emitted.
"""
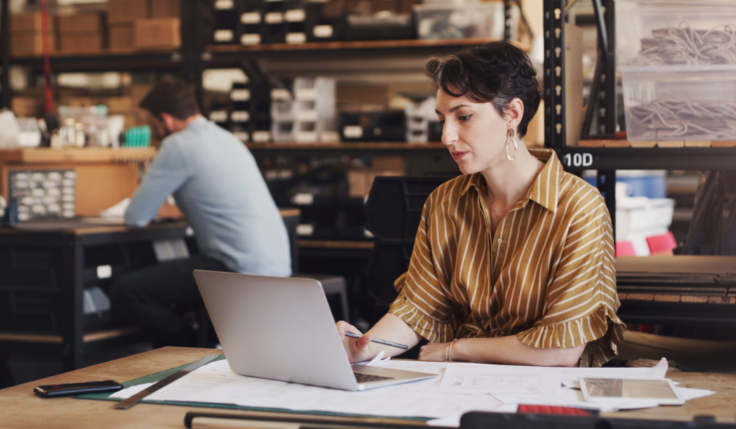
[343,331,408,350]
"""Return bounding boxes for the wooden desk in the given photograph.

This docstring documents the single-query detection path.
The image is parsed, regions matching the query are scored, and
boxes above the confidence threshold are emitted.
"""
[1,347,735,428]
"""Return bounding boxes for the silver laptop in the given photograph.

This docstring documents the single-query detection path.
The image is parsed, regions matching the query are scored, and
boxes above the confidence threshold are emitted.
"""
[193,270,438,391]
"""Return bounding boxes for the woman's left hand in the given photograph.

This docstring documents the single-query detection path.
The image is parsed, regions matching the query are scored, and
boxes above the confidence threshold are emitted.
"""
[418,342,451,361]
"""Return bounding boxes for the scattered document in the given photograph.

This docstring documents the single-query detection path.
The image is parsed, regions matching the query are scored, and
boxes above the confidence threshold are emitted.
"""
[108,357,713,427]
[440,363,561,396]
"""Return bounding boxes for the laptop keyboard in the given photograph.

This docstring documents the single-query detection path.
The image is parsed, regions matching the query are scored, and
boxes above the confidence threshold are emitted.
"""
[354,372,395,383]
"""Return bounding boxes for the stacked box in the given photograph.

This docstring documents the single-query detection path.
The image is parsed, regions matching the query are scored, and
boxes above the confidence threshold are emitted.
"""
[292,77,337,142]
[57,13,105,54]
[108,0,150,50]
[239,0,264,45]
[134,18,181,49]
[404,97,438,143]
[10,12,56,56]
[229,82,252,142]
[270,82,294,142]
[213,0,240,44]
[152,0,181,18]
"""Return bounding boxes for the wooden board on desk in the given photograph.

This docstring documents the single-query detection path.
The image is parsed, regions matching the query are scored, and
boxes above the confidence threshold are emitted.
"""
[0,347,735,427]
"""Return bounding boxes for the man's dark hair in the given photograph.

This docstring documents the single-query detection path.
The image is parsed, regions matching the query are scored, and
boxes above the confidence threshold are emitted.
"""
[424,42,541,138]
[138,77,200,120]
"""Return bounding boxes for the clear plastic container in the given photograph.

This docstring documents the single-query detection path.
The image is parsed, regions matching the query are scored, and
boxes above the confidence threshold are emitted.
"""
[413,2,505,40]
[620,64,736,140]
[615,0,736,67]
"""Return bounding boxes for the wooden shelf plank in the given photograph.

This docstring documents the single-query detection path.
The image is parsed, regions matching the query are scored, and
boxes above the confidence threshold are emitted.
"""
[0,148,157,164]
[298,240,374,249]
[209,38,527,53]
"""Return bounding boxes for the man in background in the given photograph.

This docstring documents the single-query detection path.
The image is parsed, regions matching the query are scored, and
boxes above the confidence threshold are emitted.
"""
[109,77,291,347]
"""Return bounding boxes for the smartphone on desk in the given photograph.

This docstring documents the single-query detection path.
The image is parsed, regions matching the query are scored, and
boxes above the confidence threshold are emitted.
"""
[34,380,124,398]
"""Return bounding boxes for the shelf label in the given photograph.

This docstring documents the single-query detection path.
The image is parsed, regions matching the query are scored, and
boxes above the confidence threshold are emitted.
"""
[285,9,306,22]
[230,111,250,122]
[213,29,234,42]
[97,265,112,279]
[231,89,251,101]
[286,32,307,44]
[344,126,363,139]
[241,33,261,45]
[241,12,261,24]
[214,0,234,10]
[252,131,271,142]
[265,12,284,24]
[563,153,593,168]
[296,224,314,236]
[271,88,291,100]
[314,25,334,38]
[293,193,314,205]
[209,111,228,122]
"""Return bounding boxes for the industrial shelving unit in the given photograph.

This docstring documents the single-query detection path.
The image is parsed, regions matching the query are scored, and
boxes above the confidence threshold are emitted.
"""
[543,0,736,327]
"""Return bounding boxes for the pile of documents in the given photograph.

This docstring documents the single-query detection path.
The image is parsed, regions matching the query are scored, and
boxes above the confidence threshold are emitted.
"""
[111,357,714,427]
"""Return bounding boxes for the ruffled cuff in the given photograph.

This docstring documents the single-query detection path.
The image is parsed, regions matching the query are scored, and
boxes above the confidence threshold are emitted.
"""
[516,305,626,367]
[389,291,454,343]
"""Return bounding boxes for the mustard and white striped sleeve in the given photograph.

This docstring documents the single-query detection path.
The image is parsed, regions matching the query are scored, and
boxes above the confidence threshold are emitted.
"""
[516,191,625,366]
[389,193,456,343]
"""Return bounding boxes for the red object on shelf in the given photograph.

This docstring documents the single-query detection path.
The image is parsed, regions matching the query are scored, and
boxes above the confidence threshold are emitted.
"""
[647,232,678,256]
[616,241,637,256]
[639,324,655,333]
[518,405,593,416]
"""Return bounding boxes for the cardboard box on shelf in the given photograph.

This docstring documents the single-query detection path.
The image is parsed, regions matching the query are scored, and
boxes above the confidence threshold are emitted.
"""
[11,13,55,33]
[11,33,56,56]
[152,0,180,18]
[104,97,135,113]
[348,169,403,198]
[337,83,389,110]
[59,97,99,107]
[12,97,39,118]
[59,33,104,54]
[58,13,104,33]
[134,18,180,49]
[109,24,134,50]
[108,0,150,24]
[372,156,404,172]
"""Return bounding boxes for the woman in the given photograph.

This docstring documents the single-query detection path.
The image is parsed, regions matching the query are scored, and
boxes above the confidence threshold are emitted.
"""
[338,42,625,367]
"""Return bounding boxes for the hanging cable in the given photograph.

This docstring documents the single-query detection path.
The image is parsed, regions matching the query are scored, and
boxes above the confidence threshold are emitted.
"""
[41,0,55,115]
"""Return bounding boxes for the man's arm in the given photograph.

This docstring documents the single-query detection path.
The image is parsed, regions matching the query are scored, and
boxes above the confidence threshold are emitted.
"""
[125,143,189,226]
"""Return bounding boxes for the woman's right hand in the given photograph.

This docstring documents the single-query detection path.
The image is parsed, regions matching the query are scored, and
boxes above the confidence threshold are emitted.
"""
[336,321,374,363]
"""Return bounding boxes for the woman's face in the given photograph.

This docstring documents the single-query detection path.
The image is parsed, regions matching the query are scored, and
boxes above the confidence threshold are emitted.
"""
[435,88,510,175]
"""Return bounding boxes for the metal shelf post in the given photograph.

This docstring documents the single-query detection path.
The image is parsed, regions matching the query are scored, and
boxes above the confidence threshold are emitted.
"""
[543,0,566,151]
[1,0,10,110]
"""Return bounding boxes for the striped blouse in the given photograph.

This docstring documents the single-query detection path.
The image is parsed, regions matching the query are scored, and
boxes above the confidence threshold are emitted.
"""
[388,148,625,367]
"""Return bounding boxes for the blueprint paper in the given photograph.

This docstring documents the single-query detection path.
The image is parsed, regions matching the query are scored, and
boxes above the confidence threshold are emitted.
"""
[440,363,562,396]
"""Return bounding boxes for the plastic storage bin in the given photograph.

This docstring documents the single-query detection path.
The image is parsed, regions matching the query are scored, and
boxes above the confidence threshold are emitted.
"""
[620,64,736,141]
[615,0,736,67]
[615,0,736,141]
[413,1,504,40]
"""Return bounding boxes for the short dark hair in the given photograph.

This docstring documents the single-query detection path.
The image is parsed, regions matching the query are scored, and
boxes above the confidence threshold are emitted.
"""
[424,42,541,138]
[139,77,200,120]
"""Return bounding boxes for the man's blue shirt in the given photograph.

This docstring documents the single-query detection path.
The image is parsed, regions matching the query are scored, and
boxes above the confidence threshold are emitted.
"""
[125,117,291,276]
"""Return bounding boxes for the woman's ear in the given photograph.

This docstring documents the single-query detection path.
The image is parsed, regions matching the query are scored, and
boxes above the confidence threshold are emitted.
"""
[505,98,525,134]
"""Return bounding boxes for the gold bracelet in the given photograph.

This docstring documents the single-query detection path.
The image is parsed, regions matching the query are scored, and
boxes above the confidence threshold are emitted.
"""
[447,339,458,362]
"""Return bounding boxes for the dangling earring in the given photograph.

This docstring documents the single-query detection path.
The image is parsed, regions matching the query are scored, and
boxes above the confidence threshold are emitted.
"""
[506,128,518,161]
